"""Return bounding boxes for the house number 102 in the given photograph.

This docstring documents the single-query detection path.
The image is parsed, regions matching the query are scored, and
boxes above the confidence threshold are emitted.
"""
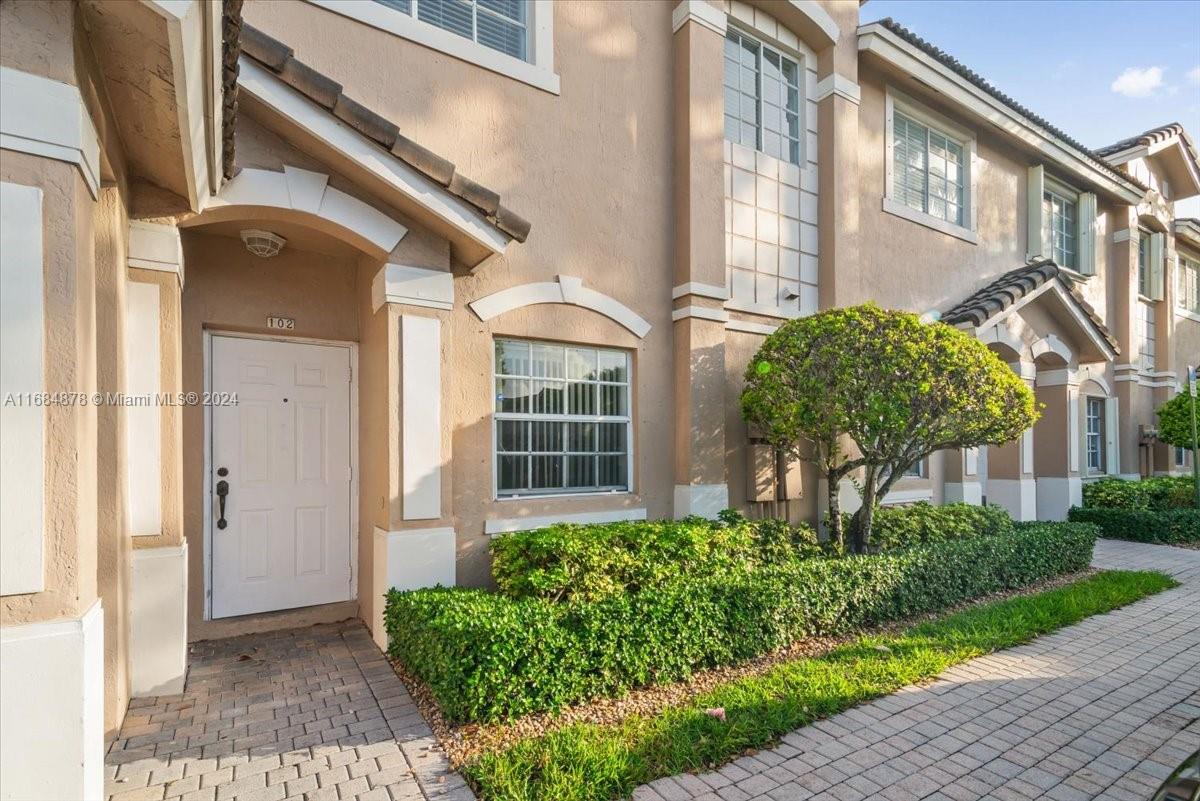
[267,316,295,330]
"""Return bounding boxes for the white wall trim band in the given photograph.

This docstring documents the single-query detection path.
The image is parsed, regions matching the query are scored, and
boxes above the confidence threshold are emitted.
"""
[881,488,934,505]
[814,73,861,105]
[485,507,648,535]
[987,477,1038,522]
[944,480,983,506]
[672,0,728,36]
[203,165,407,255]
[400,315,442,520]
[130,544,188,697]
[672,281,728,300]
[673,484,729,520]
[1112,229,1133,243]
[0,182,45,596]
[1035,368,1079,387]
[1035,476,1082,522]
[371,526,455,648]
[0,600,104,801]
[469,274,652,338]
[372,264,454,312]
[125,281,164,537]
[128,221,185,283]
[0,67,100,198]
[726,319,780,335]
[672,305,730,323]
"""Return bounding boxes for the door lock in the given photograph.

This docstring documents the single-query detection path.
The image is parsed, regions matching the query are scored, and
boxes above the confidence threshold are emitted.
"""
[216,468,230,530]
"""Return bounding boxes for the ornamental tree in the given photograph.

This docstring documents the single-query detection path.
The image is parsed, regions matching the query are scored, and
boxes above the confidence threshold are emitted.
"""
[1156,390,1198,450]
[741,303,1039,553]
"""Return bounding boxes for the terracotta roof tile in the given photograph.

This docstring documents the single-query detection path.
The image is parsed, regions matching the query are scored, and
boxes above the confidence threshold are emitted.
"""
[1095,122,1188,157]
[872,19,1148,194]
[236,23,530,243]
[941,260,1119,355]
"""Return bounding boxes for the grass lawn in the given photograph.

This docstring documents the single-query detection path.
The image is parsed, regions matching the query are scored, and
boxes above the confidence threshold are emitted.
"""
[464,569,1177,801]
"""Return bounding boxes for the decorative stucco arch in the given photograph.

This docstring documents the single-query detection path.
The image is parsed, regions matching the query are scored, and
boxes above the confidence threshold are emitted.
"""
[193,166,408,256]
[1031,334,1073,366]
[976,324,1029,363]
[469,275,652,338]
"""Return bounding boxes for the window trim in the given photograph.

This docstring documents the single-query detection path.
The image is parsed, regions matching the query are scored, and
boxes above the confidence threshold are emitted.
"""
[1084,395,1106,475]
[884,88,978,244]
[491,338,634,501]
[1177,253,1200,320]
[309,0,560,94]
[1042,176,1080,272]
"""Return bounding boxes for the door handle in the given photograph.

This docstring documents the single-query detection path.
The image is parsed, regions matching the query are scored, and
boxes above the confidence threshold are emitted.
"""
[216,476,229,530]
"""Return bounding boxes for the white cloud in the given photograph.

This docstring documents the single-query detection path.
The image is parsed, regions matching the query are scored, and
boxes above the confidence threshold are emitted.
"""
[1110,66,1165,98]
[1188,66,1200,85]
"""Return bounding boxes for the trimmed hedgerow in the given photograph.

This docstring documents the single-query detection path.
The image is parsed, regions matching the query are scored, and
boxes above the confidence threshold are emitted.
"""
[386,522,1095,723]
[1081,476,1195,510]
[860,502,1013,551]
[488,515,822,602]
[1067,506,1199,544]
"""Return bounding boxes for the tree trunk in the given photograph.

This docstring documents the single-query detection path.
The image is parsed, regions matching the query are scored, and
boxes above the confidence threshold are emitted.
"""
[850,468,878,554]
[826,471,844,551]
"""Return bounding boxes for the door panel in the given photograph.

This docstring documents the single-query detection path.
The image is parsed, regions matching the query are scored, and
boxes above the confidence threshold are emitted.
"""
[211,335,353,618]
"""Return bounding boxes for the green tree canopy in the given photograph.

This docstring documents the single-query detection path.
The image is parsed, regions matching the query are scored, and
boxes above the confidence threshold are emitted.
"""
[741,303,1039,552]
[1157,390,1198,450]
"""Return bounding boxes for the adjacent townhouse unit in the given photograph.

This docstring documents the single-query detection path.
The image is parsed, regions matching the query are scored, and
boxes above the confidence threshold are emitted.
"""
[0,1,1196,798]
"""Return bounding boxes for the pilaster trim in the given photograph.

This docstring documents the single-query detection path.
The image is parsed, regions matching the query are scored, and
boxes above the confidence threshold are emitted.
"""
[672,281,728,300]
[372,264,454,312]
[1035,368,1079,387]
[671,0,727,36]
[672,305,729,323]
[725,319,779,335]
[128,221,185,285]
[1112,228,1133,243]
[0,66,100,199]
[814,73,861,105]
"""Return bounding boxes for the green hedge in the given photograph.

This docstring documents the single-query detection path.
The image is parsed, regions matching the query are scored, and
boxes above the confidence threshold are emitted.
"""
[386,522,1095,723]
[1082,476,1195,510]
[1067,506,1200,544]
[489,515,821,602]
[865,502,1012,551]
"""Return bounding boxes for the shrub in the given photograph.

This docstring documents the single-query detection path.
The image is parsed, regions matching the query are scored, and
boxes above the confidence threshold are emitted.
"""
[489,515,821,602]
[1068,506,1200,544]
[1082,476,1195,510]
[387,522,1095,723]
[852,502,1013,552]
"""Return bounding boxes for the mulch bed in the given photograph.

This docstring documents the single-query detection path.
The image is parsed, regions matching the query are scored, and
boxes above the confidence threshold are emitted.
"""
[387,568,1098,768]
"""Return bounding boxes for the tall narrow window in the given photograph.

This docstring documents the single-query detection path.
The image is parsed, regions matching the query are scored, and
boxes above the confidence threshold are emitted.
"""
[1043,188,1077,270]
[893,110,966,227]
[1139,300,1156,371]
[494,339,631,497]
[723,28,802,165]
[1179,255,1200,314]
[372,0,530,61]
[1085,397,1105,473]
[1138,230,1151,297]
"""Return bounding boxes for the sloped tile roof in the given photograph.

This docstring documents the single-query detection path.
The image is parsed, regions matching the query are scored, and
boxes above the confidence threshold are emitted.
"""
[236,24,531,243]
[872,19,1148,194]
[1096,122,1189,157]
[941,260,1119,354]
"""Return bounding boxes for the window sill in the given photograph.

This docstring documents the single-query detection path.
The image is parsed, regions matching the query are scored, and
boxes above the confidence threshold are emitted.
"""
[495,490,633,503]
[309,0,561,95]
[882,197,977,244]
[1176,308,1200,323]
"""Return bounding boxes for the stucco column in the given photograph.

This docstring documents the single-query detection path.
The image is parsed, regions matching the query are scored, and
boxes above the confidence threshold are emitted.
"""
[1033,370,1082,520]
[670,3,729,518]
[1152,236,1178,473]
[1112,215,1147,477]
[987,364,1037,521]
[943,447,982,505]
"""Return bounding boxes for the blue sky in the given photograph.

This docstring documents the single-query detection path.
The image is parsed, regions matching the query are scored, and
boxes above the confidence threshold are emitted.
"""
[863,0,1200,214]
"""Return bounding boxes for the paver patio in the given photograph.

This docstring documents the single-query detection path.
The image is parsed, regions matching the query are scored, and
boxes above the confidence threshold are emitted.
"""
[635,538,1200,801]
[104,621,473,801]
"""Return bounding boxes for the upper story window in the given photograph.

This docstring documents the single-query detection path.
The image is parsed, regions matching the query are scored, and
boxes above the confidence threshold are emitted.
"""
[893,110,965,228]
[1043,187,1077,270]
[1138,231,1150,296]
[1179,255,1200,314]
[723,28,802,165]
[373,0,527,60]
[494,339,631,498]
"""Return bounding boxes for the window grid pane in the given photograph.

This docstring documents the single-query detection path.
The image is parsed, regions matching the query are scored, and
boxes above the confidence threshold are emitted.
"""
[495,339,631,497]
[893,110,965,226]
[1085,398,1104,472]
[723,28,801,165]
[397,0,529,61]
[1044,189,1078,270]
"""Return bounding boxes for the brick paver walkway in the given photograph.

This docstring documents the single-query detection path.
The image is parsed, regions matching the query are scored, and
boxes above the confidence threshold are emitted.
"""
[105,621,472,801]
[635,539,1200,801]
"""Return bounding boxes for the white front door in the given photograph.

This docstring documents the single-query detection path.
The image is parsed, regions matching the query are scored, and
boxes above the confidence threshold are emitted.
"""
[210,335,353,618]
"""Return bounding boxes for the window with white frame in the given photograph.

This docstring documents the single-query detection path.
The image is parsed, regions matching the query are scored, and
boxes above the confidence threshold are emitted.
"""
[892,108,967,228]
[1138,230,1151,297]
[903,459,926,478]
[723,27,802,165]
[370,0,529,60]
[1085,397,1105,473]
[1179,255,1200,314]
[494,339,631,497]
[1043,186,1077,270]
[1177,446,1188,468]
[1139,300,1156,371]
